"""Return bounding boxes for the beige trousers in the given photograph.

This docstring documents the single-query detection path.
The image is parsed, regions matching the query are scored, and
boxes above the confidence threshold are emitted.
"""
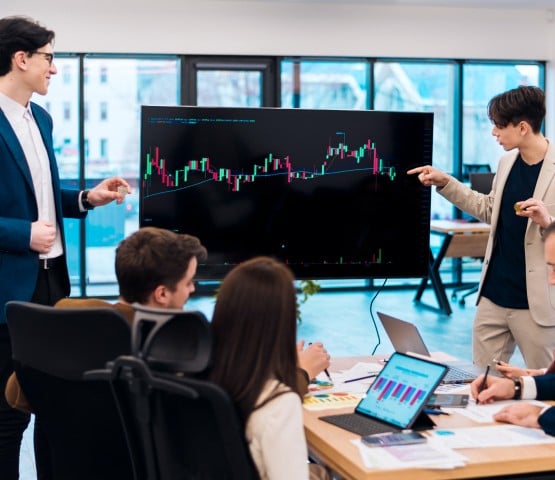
[473,296,555,369]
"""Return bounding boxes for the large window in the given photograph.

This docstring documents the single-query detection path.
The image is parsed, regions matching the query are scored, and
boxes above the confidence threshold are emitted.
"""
[462,63,543,175]
[33,54,545,297]
[374,61,457,221]
[281,59,368,110]
[83,57,180,295]
[182,57,276,107]
[32,56,180,296]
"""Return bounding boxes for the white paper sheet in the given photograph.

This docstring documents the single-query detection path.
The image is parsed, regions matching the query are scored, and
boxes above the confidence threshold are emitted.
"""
[450,398,549,423]
[428,424,555,448]
[353,438,467,470]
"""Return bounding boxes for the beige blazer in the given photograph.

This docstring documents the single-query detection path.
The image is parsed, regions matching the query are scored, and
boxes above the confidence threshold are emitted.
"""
[438,142,555,327]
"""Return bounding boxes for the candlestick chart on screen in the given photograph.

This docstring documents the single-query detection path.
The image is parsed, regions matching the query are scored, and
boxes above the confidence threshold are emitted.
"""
[140,106,433,280]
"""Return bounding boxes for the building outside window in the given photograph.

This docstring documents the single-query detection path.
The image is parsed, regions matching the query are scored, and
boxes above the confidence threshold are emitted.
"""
[197,70,262,107]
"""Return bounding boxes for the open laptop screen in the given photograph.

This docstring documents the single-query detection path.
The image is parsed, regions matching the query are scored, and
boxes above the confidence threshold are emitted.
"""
[355,352,448,429]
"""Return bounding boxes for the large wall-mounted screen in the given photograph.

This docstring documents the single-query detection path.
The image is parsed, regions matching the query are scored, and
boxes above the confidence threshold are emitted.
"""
[140,106,433,280]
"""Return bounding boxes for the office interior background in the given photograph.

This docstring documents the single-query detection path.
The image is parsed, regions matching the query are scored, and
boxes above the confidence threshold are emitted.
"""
[3,0,555,326]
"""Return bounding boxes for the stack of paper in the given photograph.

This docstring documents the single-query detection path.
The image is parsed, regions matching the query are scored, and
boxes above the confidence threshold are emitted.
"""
[353,438,467,470]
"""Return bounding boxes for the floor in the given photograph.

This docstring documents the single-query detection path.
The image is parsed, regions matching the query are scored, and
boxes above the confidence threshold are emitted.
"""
[17,283,525,479]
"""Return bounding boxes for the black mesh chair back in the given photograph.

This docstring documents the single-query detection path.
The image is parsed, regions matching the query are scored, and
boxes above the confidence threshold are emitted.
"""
[87,309,258,480]
[134,306,212,374]
[5,300,133,480]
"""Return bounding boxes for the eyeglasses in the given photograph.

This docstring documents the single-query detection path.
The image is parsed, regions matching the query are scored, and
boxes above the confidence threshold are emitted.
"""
[31,50,54,66]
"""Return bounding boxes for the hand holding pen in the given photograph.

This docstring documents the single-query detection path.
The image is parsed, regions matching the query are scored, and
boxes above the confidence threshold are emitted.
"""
[471,365,516,403]
[297,340,332,382]
[476,364,490,404]
[307,342,333,382]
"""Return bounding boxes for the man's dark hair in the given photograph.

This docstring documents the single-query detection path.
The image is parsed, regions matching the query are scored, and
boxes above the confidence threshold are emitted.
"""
[115,227,207,304]
[0,16,55,76]
[487,86,545,134]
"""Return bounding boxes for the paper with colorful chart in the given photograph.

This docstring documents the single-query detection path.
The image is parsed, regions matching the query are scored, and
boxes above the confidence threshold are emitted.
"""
[303,361,383,410]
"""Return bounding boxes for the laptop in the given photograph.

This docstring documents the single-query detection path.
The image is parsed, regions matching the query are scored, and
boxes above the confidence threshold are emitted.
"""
[320,352,448,436]
[377,311,483,384]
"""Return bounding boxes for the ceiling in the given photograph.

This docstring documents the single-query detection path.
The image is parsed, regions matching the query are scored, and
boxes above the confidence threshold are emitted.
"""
[366,0,554,7]
[239,0,555,9]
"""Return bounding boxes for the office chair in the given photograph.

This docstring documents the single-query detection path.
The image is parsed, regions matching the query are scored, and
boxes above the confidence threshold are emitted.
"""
[451,171,495,306]
[5,300,134,480]
[87,309,259,480]
[462,163,491,181]
[451,276,479,306]
[130,304,211,372]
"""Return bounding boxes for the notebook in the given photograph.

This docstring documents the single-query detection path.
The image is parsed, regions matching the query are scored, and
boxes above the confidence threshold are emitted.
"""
[377,311,483,384]
[320,352,447,436]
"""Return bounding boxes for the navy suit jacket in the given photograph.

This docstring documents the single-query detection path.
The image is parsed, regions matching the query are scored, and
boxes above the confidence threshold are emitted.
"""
[0,102,86,323]
[533,374,555,435]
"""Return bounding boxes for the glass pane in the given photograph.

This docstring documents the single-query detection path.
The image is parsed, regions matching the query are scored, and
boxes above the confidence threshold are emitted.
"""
[197,70,262,107]
[31,56,82,293]
[374,61,456,220]
[84,57,180,294]
[462,63,543,174]
[281,60,367,110]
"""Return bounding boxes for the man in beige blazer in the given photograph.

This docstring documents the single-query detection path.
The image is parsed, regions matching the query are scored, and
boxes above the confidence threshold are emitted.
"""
[409,86,555,369]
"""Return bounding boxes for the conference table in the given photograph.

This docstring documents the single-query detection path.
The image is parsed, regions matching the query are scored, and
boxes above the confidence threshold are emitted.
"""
[414,220,491,315]
[303,356,555,480]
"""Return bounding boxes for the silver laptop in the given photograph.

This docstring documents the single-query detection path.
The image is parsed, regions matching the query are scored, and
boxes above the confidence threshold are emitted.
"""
[320,352,448,436]
[377,312,483,384]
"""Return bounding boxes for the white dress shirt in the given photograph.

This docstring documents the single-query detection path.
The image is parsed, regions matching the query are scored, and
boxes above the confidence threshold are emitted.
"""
[0,93,63,259]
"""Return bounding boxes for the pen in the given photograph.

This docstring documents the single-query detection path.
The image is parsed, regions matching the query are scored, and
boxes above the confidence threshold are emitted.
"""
[477,364,490,403]
[423,408,450,416]
[343,374,378,383]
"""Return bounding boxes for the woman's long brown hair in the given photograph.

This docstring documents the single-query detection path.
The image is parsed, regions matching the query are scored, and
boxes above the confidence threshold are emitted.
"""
[209,256,301,426]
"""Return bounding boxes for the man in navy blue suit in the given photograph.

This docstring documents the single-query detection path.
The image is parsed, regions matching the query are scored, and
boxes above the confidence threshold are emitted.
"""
[0,16,130,479]
[471,221,555,436]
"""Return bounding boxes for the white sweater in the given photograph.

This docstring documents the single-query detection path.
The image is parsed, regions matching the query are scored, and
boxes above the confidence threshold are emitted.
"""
[245,379,309,480]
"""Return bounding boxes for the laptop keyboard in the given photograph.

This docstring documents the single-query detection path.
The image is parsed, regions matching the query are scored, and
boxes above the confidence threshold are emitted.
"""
[443,366,476,384]
[320,413,399,436]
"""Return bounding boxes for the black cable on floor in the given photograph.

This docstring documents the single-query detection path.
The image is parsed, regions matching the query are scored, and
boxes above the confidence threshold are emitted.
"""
[370,277,388,355]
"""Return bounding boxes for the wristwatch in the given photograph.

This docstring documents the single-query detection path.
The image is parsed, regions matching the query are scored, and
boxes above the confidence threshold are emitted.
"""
[512,377,522,400]
[81,190,95,210]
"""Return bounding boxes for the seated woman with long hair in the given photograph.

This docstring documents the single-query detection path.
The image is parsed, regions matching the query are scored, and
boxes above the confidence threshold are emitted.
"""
[209,256,328,480]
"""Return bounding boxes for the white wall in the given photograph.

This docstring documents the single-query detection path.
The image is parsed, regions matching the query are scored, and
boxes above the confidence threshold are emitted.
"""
[3,1,553,58]
[4,0,555,134]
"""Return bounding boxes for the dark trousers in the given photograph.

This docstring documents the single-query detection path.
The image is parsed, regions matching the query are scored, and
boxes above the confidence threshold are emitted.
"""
[0,259,67,480]
[0,324,30,479]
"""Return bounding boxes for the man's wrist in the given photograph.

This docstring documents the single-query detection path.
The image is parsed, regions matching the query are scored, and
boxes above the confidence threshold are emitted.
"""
[512,377,522,400]
[81,190,95,210]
